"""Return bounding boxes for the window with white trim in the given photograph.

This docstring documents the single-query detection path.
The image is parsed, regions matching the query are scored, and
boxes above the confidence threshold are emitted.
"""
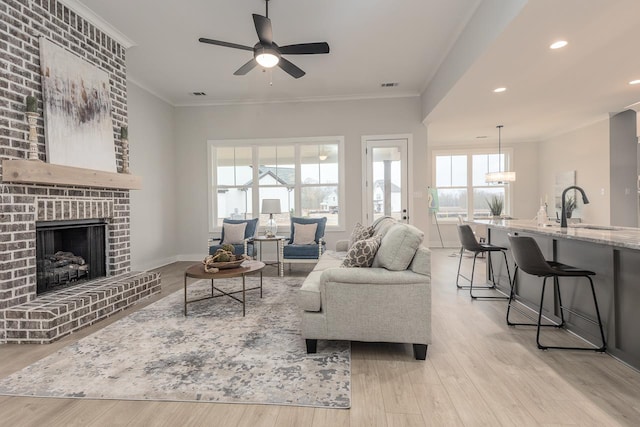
[432,148,513,221]
[208,137,344,232]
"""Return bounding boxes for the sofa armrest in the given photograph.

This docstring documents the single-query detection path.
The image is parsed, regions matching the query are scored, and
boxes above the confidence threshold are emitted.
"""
[335,240,349,252]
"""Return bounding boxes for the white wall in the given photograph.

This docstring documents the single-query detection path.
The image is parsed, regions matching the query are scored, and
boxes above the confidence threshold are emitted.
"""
[537,118,610,225]
[173,97,428,260]
[127,82,178,270]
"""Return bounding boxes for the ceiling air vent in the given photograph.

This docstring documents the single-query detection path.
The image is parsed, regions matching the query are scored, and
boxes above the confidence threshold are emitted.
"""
[380,82,399,88]
[191,92,207,96]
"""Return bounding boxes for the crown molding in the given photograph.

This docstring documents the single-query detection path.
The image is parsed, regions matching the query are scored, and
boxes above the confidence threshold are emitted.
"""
[58,0,136,49]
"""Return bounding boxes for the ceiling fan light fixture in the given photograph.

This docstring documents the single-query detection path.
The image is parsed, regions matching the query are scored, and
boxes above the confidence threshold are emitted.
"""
[256,47,280,68]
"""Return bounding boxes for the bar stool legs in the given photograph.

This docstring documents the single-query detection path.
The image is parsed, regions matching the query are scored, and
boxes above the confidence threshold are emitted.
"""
[535,275,606,352]
[456,247,511,299]
[506,234,606,353]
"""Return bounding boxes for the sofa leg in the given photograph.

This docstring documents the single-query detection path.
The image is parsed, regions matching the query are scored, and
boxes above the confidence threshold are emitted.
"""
[306,339,318,354]
[413,344,428,360]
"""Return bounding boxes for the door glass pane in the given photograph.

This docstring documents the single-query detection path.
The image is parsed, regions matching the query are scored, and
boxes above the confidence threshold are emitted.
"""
[372,146,402,221]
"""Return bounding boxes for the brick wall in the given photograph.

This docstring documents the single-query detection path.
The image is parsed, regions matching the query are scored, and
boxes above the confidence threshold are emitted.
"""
[0,0,132,335]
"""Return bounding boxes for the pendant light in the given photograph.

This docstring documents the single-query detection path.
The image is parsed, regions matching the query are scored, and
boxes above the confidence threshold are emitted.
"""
[485,125,516,183]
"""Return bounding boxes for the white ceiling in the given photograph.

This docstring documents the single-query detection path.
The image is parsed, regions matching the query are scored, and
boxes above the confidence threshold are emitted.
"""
[70,0,640,145]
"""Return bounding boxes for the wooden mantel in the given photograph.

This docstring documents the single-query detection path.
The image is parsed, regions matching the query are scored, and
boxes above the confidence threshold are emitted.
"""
[2,159,142,190]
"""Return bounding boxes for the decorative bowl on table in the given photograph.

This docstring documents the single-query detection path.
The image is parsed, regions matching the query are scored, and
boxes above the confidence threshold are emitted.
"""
[203,253,248,272]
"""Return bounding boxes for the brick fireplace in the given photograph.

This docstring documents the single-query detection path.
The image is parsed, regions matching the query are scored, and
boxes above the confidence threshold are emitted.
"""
[0,1,160,343]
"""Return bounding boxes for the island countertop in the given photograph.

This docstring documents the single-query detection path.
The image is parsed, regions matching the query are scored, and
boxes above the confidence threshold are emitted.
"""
[473,219,640,251]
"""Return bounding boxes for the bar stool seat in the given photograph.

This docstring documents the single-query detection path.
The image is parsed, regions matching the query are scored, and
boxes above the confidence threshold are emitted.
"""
[507,234,606,352]
[456,225,511,299]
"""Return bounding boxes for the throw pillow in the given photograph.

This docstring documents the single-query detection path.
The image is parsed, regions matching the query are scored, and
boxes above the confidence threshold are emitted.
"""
[373,223,424,270]
[342,235,382,268]
[348,222,374,249]
[293,223,318,245]
[221,222,247,244]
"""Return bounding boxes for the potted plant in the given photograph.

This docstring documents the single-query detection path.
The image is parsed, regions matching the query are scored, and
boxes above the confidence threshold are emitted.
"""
[487,195,504,218]
[565,195,577,218]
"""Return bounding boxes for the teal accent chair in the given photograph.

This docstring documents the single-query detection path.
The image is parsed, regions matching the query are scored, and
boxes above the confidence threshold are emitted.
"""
[283,217,327,268]
[209,218,259,257]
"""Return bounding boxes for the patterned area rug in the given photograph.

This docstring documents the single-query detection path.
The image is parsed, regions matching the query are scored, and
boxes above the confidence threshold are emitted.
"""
[0,275,351,408]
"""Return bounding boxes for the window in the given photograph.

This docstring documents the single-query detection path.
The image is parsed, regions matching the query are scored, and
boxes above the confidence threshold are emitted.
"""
[208,137,344,232]
[432,149,512,221]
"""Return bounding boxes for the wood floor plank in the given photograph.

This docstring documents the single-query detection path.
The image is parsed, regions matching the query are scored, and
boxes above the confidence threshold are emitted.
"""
[39,399,116,426]
[349,373,387,427]
[385,413,426,427]
[312,407,350,427]
[374,359,421,415]
[410,382,464,427]
[274,406,315,427]
[236,404,279,427]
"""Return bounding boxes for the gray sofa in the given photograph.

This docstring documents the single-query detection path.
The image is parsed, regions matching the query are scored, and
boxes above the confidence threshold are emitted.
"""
[297,217,432,360]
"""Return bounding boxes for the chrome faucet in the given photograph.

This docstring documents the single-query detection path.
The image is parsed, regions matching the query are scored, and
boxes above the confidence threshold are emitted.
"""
[561,186,589,228]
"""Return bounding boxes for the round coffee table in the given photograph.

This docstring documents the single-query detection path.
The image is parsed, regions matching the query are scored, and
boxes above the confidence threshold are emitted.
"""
[184,260,265,316]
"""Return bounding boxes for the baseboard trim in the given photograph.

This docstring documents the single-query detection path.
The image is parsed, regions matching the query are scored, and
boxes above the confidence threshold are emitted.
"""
[132,256,179,272]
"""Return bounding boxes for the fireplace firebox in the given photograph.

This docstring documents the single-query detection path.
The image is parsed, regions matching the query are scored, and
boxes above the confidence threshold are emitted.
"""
[36,219,107,294]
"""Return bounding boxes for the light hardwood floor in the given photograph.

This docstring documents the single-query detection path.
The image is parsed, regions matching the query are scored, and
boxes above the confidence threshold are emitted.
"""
[1,249,640,426]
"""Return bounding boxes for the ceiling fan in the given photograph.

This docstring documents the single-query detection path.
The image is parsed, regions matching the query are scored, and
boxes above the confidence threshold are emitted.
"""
[198,0,329,79]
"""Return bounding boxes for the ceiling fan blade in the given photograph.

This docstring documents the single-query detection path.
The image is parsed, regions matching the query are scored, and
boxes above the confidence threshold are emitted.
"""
[279,42,330,55]
[199,38,253,51]
[252,14,273,45]
[278,57,305,79]
[234,59,258,76]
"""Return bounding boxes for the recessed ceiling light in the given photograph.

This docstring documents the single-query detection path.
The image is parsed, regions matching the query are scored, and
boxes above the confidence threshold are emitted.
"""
[550,40,568,49]
[493,87,507,93]
[629,80,640,85]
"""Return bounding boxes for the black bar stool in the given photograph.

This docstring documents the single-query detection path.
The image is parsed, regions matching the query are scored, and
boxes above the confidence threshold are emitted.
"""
[456,225,511,299]
[507,234,606,352]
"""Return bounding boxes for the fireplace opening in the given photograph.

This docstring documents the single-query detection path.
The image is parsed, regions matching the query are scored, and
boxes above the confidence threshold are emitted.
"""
[36,219,107,294]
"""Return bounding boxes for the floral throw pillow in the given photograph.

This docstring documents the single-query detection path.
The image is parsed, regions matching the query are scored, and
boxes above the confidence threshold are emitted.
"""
[342,235,382,268]
[348,222,374,249]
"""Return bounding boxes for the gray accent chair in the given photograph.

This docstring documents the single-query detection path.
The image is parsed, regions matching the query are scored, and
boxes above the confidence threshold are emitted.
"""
[297,218,431,360]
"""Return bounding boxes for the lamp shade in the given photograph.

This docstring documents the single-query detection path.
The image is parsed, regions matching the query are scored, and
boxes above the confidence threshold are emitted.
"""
[261,199,281,214]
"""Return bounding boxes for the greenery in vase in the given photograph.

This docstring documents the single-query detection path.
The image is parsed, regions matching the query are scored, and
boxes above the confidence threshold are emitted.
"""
[26,95,37,113]
[486,195,504,217]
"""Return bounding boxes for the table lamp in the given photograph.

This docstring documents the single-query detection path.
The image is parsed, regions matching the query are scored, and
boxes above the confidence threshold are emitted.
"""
[261,199,281,237]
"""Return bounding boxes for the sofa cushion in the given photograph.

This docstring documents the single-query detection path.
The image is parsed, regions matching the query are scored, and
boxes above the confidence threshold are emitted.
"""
[373,223,424,271]
[293,223,318,245]
[342,235,381,268]
[283,243,325,259]
[221,222,246,244]
[348,222,374,249]
[372,216,397,239]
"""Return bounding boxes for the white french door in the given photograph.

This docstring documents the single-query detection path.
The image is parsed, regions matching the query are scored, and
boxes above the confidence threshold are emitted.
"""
[363,136,409,224]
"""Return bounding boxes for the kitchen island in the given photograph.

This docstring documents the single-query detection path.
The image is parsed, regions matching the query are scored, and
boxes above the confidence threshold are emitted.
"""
[475,219,640,370]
